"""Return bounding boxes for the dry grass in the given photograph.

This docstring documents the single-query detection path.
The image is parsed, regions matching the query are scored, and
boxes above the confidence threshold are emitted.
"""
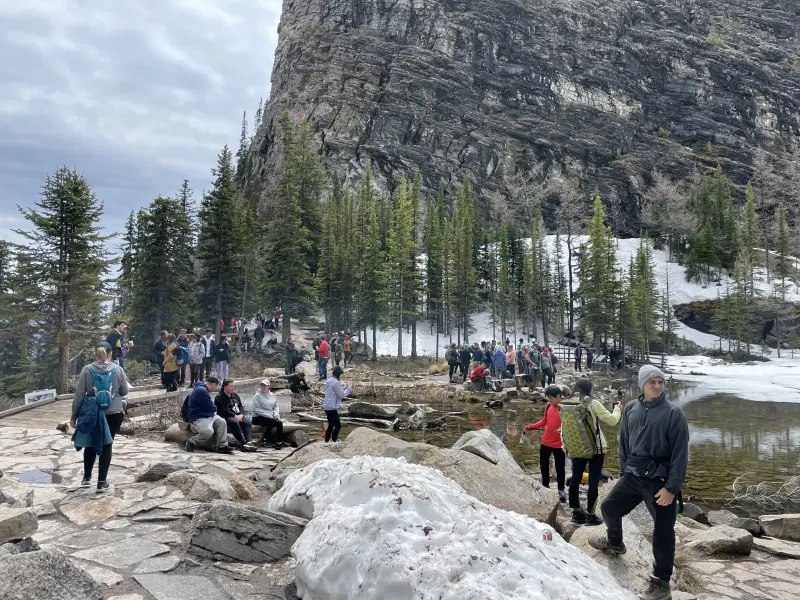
[724,474,800,514]
[349,382,458,405]
[351,356,441,376]
[673,553,703,594]
[428,362,449,375]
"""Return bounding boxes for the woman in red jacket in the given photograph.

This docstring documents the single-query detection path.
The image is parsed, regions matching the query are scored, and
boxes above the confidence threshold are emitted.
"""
[525,384,566,502]
[469,362,489,391]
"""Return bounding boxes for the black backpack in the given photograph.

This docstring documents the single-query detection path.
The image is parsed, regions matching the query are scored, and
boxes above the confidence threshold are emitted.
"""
[181,394,191,422]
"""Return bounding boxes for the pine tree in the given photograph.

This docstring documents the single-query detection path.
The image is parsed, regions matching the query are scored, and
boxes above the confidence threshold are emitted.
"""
[739,182,760,300]
[173,180,197,323]
[114,211,137,318]
[577,189,615,347]
[253,99,263,139]
[498,223,514,342]
[659,263,679,360]
[628,239,659,359]
[775,200,791,301]
[14,167,111,392]
[197,146,245,339]
[235,111,249,178]
[294,120,327,276]
[451,178,478,343]
[355,168,385,360]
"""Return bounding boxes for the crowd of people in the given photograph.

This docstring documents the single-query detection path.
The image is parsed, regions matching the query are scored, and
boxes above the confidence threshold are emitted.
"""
[311,331,356,379]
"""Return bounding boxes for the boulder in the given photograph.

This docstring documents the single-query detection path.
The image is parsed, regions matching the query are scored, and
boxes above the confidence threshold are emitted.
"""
[751,536,800,559]
[165,470,199,491]
[0,477,34,508]
[680,524,753,556]
[284,430,309,448]
[346,402,396,419]
[135,462,186,483]
[165,421,310,447]
[188,500,307,562]
[759,513,800,542]
[681,502,708,525]
[451,429,522,475]
[0,506,38,544]
[187,475,236,502]
[229,474,260,501]
[706,508,737,527]
[0,537,40,556]
[730,517,761,537]
[0,549,102,600]
[677,515,709,530]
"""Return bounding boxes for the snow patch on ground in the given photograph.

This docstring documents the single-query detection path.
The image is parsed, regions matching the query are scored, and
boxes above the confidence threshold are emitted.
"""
[666,354,800,402]
[268,456,636,600]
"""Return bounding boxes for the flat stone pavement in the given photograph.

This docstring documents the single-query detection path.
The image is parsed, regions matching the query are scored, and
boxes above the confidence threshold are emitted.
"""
[2,425,800,600]
[0,426,297,599]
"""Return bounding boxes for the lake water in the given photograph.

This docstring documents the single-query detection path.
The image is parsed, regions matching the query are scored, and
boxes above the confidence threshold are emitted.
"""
[328,381,800,507]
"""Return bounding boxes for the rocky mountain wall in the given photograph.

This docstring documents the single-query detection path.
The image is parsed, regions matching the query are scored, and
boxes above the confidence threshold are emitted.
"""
[244,0,800,230]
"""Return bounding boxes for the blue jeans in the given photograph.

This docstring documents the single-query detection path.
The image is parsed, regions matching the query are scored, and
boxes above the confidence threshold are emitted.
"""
[318,358,328,379]
[256,340,263,355]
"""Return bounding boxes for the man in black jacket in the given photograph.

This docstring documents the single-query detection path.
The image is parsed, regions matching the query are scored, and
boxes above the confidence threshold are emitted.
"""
[458,345,472,380]
[213,379,256,451]
[590,365,689,600]
[153,330,167,373]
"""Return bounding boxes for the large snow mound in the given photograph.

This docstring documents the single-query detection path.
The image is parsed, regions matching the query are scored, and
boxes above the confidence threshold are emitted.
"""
[268,456,636,600]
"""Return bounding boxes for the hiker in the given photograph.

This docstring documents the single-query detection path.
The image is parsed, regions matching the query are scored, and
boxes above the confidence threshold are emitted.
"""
[526,346,541,385]
[446,344,460,380]
[161,334,181,391]
[287,371,311,394]
[331,334,342,367]
[459,345,472,379]
[188,334,204,386]
[517,344,528,375]
[153,330,168,373]
[106,320,129,368]
[492,344,506,378]
[471,342,483,366]
[323,366,351,442]
[482,342,492,372]
[586,347,594,370]
[215,334,231,381]
[524,385,567,502]
[469,362,489,391]
[343,335,353,367]
[252,379,286,449]
[214,379,256,451]
[285,337,297,375]
[254,323,265,355]
[312,333,322,372]
[564,378,622,526]
[71,343,129,493]
[178,329,190,385]
[200,329,216,380]
[266,329,277,349]
[540,348,554,387]
[505,344,516,377]
[574,345,583,372]
[589,366,688,600]
[184,376,232,454]
[318,335,329,380]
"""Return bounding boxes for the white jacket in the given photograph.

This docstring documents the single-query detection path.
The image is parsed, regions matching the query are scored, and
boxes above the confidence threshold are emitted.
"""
[252,391,280,420]
[189,342,204,365]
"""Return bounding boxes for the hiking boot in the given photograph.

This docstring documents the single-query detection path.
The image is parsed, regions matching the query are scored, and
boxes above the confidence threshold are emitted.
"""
[217,445,234,455]
[96,481,110,494]
[80,477,92,488]
[588,534,627,555]
[571,509,587,525]
[558,489,566,503]
[586,514,604,526]
[638,576,671,600]
[184,440,195,453]
[241,443,257,453]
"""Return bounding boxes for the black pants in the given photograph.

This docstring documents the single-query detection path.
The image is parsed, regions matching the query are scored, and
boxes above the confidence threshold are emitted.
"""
[448,363,458,379]
[190,363,202,386]
[540,444,566,490]
[161,370,179,391]
[506,364,515,377]
[252,415,283,445]
[460,362,469,378]
[344,351,352,366]
[574,357,582,371]
[202,357,213,379]
[541,368,554,387]
[84,412,124,483]
[225,417,253,445]
[290,382,310,394]
[601,474,677,582]
[472,376,487,391]
[325,409,341,442]
[179,363,187,384]
[569,453,605,513]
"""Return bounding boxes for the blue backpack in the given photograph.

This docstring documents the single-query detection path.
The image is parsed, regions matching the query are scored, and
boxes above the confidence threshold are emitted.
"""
[88,366,116,409]
[176,346,189,366]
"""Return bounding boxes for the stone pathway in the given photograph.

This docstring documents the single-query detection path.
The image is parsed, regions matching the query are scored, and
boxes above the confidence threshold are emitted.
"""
[0,426,297,599]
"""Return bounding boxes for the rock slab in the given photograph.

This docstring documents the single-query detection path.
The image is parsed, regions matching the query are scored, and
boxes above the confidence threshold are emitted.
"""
[0,506,38,544]
[759,513,800,542]
[136,462,185,483]
[751,536,800,559]
[188,499,307,562]
[134,574,230,600]
[346,401,396,419]
[72,537,170,568]
[681,524,753,556]
[0,549,102,600]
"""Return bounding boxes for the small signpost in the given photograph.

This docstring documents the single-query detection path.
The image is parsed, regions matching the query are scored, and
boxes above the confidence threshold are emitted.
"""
[24,389,58,406]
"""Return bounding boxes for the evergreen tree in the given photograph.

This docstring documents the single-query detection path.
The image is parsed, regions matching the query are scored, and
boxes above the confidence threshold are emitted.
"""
[197,146,245,338]
[451,178,478,343]
[253,99,263,140]
[173,180,197,322]
[114,211,137,318]
[14,167,110,392]
[627,238,659,359]
[577,189,615,346]
[294,120,326,276]
[775,200,791,300]
[739,182,760,300]
[235,111,249,178]
[355,168,384,360]
[551,230,567,339]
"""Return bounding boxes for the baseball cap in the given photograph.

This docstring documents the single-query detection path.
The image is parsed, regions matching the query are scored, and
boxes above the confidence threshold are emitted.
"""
[260,379,271,386]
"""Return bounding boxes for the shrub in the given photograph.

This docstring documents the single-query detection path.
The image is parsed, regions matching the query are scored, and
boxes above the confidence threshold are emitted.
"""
[658,127,672,138]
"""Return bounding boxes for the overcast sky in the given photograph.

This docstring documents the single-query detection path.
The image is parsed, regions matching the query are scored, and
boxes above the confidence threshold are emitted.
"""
[0,0,281,244]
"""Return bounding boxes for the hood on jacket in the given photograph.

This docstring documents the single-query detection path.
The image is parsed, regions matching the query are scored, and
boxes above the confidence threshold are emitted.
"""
[88,361,117,373]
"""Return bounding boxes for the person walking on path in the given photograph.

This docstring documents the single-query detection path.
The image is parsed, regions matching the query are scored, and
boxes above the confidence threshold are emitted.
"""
[214,379,256,451]
[568,378,622,526]
[185,377,232,454]
[317,335,329,380]
[574,345,583,372]
[251,379,286,449]
[201,329,216,380]
[589,366,688,600]
[215,334,231,381]
[253,324,265,355]
[446,344,460,380]
[525,385,567,502]
[188,334,204,387]
[71,343,129,493]
[323,366,351,442]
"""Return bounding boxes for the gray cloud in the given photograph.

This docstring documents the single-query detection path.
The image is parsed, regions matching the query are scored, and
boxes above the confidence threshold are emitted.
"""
[0,0,281,243]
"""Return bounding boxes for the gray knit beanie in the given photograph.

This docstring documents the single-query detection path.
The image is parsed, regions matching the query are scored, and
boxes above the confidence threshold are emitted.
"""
[638,365,666,390]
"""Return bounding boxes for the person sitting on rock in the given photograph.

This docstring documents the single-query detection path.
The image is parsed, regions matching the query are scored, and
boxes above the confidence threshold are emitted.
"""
[185,376,233,454]
[589,366,688,600]
[524,385,567,503]
[214,378,257,452]
[469,362,489,391]
[287,371,311,395]
[251,379,286,449]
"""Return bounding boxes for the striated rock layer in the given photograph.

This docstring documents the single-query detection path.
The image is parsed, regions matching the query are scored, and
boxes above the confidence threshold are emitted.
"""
[245,0,800,227]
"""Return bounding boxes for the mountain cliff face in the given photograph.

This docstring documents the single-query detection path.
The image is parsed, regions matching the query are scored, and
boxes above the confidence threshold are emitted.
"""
[245,0,800,229]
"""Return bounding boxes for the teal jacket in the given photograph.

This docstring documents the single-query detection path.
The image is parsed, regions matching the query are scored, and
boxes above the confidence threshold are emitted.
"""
[72,395,112,454]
